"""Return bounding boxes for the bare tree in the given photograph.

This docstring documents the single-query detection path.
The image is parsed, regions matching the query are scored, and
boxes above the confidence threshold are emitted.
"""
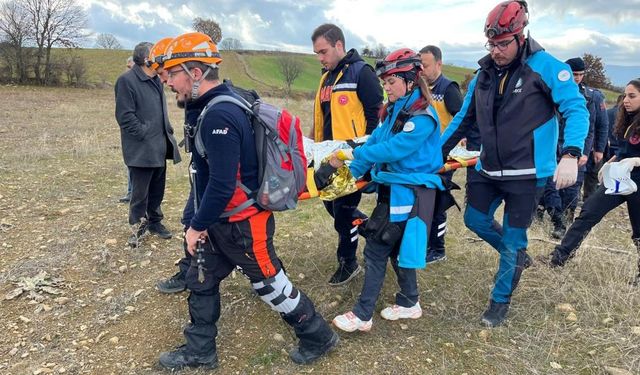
[218,37,242,51]
[372,43,388,59]
[361,46,371,58]
[22,0,88,85]
[278,55,302,96]
[193,17,222,44]
[0,0,30,82]
[95,33,122,49]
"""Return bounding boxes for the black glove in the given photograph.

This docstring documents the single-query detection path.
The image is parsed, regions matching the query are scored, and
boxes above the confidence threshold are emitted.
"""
[314,162,338,190]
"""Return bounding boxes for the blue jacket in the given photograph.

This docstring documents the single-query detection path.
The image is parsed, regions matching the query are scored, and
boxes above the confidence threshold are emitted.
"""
[349,89,444,268]
[441,37,590,180]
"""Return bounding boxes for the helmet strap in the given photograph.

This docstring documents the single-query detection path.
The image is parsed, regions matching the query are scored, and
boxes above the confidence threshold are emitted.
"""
[181,62,212,100]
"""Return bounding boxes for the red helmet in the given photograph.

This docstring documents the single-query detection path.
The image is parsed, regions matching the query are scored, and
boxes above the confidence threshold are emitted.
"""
[484,1,529,40]
[375,48,422,80]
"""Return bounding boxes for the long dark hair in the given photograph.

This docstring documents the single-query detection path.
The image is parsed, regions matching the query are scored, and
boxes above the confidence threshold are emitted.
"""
[614,79,640,139]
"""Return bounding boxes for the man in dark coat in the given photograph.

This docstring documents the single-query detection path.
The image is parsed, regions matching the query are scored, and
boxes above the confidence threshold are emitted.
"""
[115,42,181,247]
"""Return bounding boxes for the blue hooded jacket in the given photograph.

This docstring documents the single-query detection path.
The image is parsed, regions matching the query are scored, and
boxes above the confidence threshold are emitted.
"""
[349,89,444,268]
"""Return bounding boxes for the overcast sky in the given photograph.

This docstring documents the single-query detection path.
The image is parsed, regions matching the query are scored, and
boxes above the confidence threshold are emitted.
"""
[79,0,639,67]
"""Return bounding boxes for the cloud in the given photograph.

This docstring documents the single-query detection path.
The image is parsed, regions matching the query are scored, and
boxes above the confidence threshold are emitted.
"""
[530,0,640,24]
[536,28,640,66]
[78,0,638,66]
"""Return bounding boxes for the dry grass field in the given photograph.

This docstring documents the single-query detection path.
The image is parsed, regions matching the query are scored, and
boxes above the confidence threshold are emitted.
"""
[0,85,639,374]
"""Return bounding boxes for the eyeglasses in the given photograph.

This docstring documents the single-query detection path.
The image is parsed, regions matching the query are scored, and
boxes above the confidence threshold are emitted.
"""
[167,68,186,79]
[485,37,516,52]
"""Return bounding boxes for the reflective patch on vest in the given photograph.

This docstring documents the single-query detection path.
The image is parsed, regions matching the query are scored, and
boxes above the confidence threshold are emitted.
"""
[558,70,571,82]
[338,95,349,105]
[403,121,416,133]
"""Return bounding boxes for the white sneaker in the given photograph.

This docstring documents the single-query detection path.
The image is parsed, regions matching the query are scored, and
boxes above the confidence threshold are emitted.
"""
[332,311,372,332]
[380,303,422,321]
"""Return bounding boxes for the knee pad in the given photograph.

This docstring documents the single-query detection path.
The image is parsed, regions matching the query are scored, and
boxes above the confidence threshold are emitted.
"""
[252,269,300,315]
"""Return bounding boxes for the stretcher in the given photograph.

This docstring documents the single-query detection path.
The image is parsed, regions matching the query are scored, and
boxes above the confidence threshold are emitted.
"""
[298,157,478,201]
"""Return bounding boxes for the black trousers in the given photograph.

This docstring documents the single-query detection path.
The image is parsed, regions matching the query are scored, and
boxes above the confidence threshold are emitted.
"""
[323,190,363,264]
[128,166,166,225]
[556,185,640,259]
[183,211,333,355]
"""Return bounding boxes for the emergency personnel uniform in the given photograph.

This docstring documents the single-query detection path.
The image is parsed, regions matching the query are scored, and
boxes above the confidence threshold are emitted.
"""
[441,34,589,324]
[427,73,463,262]
[313,48,383,284]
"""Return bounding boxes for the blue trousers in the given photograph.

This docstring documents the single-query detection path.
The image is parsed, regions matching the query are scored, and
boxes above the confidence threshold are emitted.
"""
[352,222,418,321]
[464,173,543,303]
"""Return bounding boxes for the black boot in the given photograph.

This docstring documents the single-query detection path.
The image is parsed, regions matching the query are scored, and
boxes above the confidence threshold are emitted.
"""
[283,293,339,364]
[158,344,218,371]
[156,270,187,294]
[481,300,510,328]
[538,246,573,267]
[328,258,362,286]
[550,211,566,240]
[535,205,545,223]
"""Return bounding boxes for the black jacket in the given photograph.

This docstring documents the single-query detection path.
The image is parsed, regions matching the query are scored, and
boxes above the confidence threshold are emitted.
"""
[114,64,181,167]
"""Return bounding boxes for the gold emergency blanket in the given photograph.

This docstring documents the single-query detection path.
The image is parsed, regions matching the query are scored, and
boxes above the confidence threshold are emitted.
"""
[318,156,359,201]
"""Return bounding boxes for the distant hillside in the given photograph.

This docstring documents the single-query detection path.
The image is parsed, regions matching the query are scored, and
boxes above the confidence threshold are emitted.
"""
[45,48,473,95]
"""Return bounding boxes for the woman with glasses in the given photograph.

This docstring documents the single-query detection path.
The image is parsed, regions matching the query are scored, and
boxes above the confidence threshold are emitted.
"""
[544,79,640,284]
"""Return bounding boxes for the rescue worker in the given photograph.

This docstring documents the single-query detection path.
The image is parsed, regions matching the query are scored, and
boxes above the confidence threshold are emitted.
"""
[440,0,589,327]
[329,48,444,332]
[158,32,338,370]
[419,45,463,264]
[311,23,383,286]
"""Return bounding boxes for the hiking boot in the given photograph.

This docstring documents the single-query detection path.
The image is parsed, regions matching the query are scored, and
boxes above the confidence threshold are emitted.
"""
[380,303,422,321]
[426,250,447,264]
[156,271,186,294]
[289,331,339,365]
[535,206,545,223]
[328,262,362,286]
[158,345,218,371]
[127,221,148,248]
[537,249,569,268]
[118,193,131,203]
[332,311,372,332]
[481,300,510,328]
[550,213,566,240]
[148,222,172,239]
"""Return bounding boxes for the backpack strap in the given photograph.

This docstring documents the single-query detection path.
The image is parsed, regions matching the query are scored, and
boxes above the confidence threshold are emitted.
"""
[194,94,254,161]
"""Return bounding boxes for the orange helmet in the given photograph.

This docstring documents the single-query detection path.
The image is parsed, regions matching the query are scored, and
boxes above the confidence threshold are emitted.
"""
[147,37,173,71]
[162,32,222,70]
